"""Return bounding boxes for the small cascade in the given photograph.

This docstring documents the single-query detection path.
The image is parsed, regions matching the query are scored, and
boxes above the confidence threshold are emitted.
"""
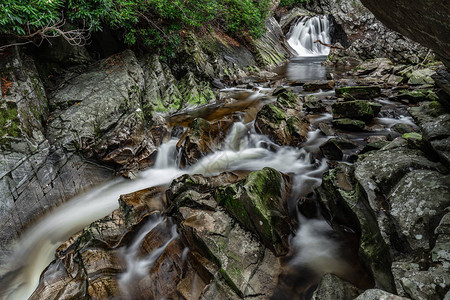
[287,15,331,57]
[118,215,178,298]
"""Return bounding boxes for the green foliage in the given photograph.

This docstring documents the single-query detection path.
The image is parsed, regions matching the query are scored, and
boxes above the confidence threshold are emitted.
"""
[279,0,309,8]
[0,0,64,35]
[0,0,273,56]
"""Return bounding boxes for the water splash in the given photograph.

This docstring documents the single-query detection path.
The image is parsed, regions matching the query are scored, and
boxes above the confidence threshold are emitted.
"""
[287,16,331,57]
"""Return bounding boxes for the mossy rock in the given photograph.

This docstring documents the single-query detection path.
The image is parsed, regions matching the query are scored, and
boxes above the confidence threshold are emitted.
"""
[332,100,382,121]
[396,89,437,103]
[335,86,381,100]
[215,167,290,256]
[276,89,299,109]
[332,118,366,131]
[0,101,22,141]
[257,104,286,125]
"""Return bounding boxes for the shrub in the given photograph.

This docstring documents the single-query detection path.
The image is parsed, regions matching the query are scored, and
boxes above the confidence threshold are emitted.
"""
[0,0,274,55]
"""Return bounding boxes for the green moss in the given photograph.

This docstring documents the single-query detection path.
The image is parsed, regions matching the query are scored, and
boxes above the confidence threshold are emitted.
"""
[277,90,298,108]
[219,268,243,297]
[335,86,381,100]
[402,132,422,140]
[0,102,22,140]
[258,104,286,125]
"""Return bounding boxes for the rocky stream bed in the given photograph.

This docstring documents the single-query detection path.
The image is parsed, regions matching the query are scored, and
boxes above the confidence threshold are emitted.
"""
[1,2,450,300]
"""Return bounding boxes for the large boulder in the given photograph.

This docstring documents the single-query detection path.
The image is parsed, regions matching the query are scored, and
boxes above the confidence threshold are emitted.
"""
[46,50,171,172]
[215,168,291,256]
[167,172,285,298]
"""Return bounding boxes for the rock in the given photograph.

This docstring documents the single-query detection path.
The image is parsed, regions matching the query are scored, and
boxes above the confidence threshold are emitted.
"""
[393,262,450,300]
[362,140,391,153]
[355,289,409,300]
[0,47,48,147]
[303,80,335,92]
[304,99,327,113]
[354,58,393,77]
[311,273,362,300]
[332,100,382,121]
[408,69,436,85]
[29,186,180,300]
[273,86,288,96]
[320,137,359,160]
[409,101,450,168]
[46,50,156,167]
[255,103,309,147]
[332,118,366,131]
[395,89,437,103]
[387,170,450,252]
[360,0,450,68]
[176,118,234,167]
[391,123,417,135]
[317,164,396,292]
[432,212,450,265]
[335,86,381,100]
[279,7,311,31]
[215,168,291,256]
[433,67,450,111]
[252,17,290,67]
[276,89,300,109]
[167,172,283,298]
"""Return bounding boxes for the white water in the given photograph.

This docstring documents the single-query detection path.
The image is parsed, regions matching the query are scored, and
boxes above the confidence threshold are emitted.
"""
[287,16,331,57]
[118,215,179,298]
[290,216,351,278]
[1,117,329,299]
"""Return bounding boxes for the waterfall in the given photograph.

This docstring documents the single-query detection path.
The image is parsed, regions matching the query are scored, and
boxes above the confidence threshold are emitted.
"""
[287,16,331,57]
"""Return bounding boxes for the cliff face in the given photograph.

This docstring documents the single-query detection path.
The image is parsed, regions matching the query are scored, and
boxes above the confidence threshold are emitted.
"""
[360,0,450,69]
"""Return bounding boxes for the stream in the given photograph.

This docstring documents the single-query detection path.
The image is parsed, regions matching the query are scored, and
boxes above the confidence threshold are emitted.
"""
[0,15,415,300]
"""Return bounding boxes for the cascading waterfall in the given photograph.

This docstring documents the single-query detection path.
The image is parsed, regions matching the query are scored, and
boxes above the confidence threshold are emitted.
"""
[1,112,333,299]
[287,15,331,57]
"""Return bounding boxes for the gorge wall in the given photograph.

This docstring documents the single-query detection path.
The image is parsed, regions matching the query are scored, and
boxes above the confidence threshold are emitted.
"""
[360,0,450,69]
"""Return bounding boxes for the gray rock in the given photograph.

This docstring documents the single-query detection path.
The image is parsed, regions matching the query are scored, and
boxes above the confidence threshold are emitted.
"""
[0,47,48,148]
[252,17,291,67]
[409,101,450,168]
[335,86,381,100]
[388,170,450,251]
[332,100,382,121]
[167,173,283,298]
[408,69,436,85]
[355,289,409,300]
[311,273,362,300]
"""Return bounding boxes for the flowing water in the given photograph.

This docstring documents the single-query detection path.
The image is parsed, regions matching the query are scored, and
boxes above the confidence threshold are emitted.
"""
[0,15,373,299]
[0,115,329,299]
[286,16,331,57]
